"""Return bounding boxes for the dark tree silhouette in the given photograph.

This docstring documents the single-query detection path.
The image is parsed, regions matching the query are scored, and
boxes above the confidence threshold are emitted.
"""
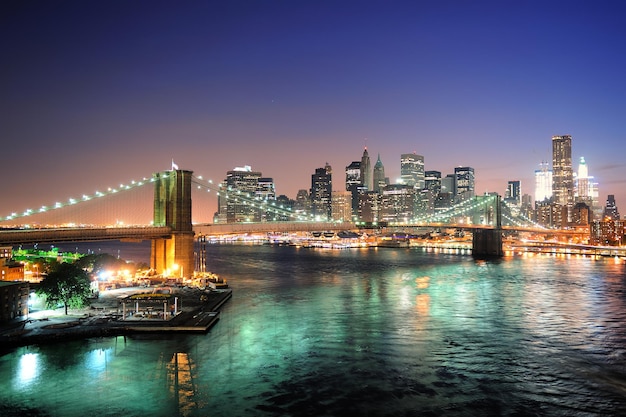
[37,262,92,315]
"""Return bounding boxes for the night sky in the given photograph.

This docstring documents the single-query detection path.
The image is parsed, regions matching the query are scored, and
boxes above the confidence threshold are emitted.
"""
[2,0,625,222]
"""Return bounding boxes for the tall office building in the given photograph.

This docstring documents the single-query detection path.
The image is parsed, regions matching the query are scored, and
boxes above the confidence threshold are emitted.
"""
[294,189,311,218]
[454,166,475,203]
[219,165,262,223]
[504,180,521,217]
[534,161,552,202]
[331,190,352,222]
[400,153,425,190]
[603,195,620,220]
[575,157,589,199]
[552,135,574,218]
[360,147,372,191]
[345,161,361,192]
[424,171,442,214]
[345,160,362,217]
[372,153,386,193]
[380,184,416,223]
[505,181,521,206]
[311,163,332,221]
[256,177,276,222]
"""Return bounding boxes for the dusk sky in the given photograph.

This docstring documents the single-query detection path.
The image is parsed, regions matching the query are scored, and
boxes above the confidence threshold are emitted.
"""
[2,0,625,223]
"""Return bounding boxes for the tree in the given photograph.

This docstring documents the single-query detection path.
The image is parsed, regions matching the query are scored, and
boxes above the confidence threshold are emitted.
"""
[37,262,92,315]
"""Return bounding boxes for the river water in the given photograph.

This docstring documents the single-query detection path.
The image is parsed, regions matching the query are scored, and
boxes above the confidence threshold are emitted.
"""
[1,244,626,416]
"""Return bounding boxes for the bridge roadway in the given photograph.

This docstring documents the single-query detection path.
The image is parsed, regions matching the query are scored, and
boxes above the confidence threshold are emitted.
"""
[0,221,582,246]
[0,226,172,245]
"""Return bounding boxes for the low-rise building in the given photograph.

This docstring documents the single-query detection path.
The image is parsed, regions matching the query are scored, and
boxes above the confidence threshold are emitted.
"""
[0,281,29,322]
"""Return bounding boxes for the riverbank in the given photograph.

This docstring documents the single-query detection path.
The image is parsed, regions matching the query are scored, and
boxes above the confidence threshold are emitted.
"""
[0,286,232,351]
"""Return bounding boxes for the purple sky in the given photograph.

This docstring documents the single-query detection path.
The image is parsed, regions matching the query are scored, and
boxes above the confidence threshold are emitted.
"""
[2,0,625,223]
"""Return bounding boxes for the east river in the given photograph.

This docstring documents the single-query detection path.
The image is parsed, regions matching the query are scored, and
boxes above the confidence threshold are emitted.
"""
[2,244,626,416]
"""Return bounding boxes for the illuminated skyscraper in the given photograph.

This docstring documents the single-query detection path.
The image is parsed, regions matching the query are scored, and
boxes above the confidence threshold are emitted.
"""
[576,157,589,198]
[552,135,574,217]
[219,165,263,223]
[603,195,620,220]
[345,160,362,217]
[534,162,552,202]
[311,163,332,221]
[360,147,372,191]
[400,153,425,190]
[424,171,441,214]
[454,166,475,203]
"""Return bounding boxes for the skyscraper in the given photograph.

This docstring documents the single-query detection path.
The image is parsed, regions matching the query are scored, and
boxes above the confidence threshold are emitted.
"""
[534,161,552,202]
[311,163,332,221]
[400,153,425,190]
[424,171,442,214]
[552,135,574,217]
[454,166,475,203]
[603,195,620,220]
[219,165,262,223]
[505,180,521,206]
[360,147,372,191]
[372,153,386,193]
[345,160,362,217]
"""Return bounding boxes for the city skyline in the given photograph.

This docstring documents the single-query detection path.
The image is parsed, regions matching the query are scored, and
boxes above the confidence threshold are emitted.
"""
[2,1,625,219]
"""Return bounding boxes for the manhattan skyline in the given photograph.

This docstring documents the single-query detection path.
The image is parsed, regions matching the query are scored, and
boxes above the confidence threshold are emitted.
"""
[1,1,625,219]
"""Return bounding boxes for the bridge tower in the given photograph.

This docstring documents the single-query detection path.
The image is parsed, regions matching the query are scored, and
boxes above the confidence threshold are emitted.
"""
[151,169,194,278]
[472,194,504,258]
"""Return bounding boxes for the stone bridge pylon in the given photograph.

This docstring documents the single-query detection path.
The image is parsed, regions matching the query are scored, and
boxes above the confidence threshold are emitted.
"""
[472,194,503,258]
[150,169,194,278]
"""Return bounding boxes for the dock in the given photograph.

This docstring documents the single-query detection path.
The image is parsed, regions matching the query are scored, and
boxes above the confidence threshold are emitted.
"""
[0,288,233,349]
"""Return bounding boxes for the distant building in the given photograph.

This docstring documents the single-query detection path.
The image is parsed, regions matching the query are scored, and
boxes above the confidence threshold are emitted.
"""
[372,154,387,193]
[603,195,620,220]
[590,219,625,246]
[400,153,425,190]
[504,180,521,216]
[454,166,475,203]
[571,202,592,226]
[331,191,352,222]
[218,166,263,223]
[345,160,365,217]
[380,184,416,223]
[358,192,381,223]
[360,147,372,191]
[294,190,311,219]
[424,171,442,215]
[440,174,456,207]
[534,161,552,203]
[273,194,294,222]
[552,135,574,219]
[311,163,332,221]
[535,200,567,229]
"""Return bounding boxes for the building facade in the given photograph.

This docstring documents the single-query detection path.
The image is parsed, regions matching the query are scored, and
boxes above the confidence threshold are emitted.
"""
[400,153,425,190]
[534,161,553,203]
[372,154,387,193]
[454,166,475,203]
[311,163,332,221]
[552,135,574,219]
[360,147,372,191]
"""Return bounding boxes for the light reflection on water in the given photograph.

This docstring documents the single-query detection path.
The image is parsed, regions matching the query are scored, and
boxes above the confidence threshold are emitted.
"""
[1,245,626,416]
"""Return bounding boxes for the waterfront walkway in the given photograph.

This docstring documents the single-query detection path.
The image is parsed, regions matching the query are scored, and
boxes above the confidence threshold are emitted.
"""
[0,286,232,350]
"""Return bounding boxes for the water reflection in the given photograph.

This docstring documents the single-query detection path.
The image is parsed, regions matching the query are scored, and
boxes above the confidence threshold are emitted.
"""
[1,246,626,416]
